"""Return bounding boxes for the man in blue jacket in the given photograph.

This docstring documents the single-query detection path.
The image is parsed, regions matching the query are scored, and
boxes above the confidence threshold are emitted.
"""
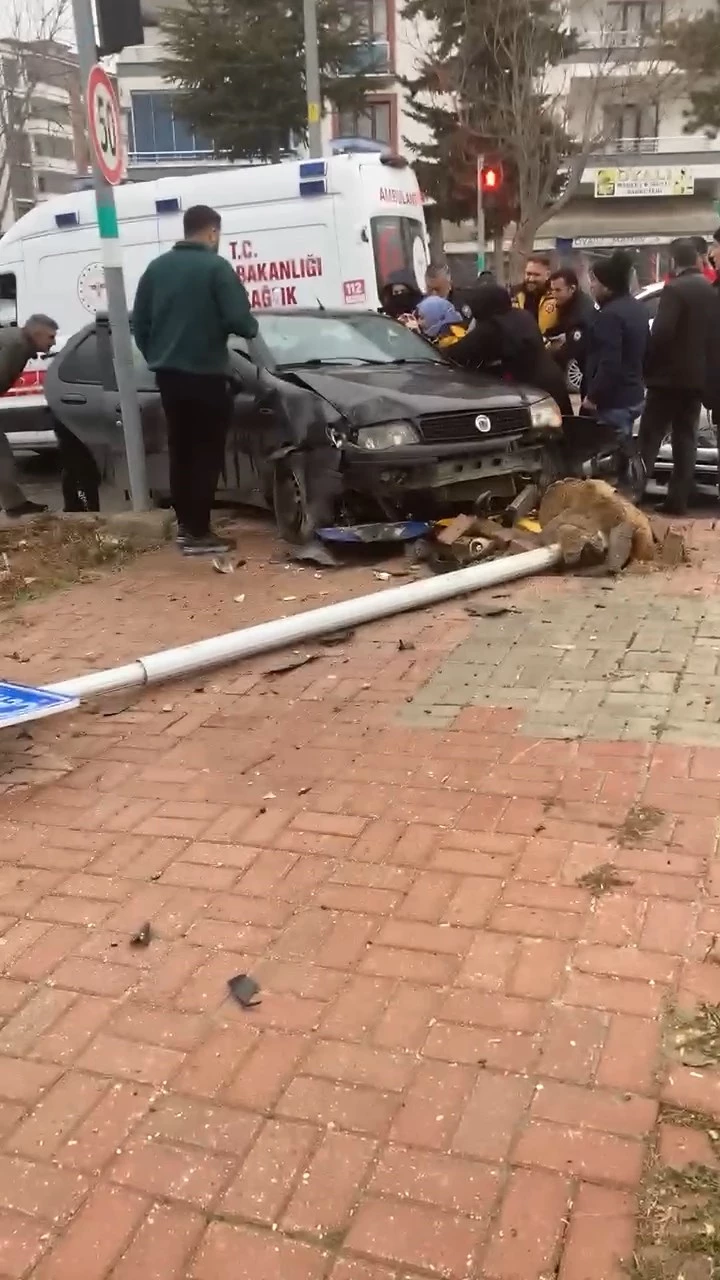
[582,251,647,441]
[134,204,258,556]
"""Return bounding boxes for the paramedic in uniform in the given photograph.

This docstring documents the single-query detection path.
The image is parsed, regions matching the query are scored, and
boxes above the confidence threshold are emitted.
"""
[0,314,58,517]
[133,204,258,557]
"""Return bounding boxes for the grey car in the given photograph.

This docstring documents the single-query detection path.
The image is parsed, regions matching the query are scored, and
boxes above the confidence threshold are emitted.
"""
[44,308,569,538]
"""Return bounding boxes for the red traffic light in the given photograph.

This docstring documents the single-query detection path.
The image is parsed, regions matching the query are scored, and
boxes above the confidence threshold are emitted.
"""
[480,164,503,192]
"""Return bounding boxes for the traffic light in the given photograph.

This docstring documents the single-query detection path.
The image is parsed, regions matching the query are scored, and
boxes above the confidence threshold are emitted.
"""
[479,163,503,193]
[96,0,145,56]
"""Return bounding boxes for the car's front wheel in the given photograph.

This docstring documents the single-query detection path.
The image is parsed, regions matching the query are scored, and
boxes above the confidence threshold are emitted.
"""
[272,456,315,544]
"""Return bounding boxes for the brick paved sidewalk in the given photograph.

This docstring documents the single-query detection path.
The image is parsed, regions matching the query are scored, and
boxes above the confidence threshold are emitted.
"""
[1,514,720,1279]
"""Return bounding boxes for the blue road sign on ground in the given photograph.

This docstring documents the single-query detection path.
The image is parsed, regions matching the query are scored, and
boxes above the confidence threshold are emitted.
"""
[0,682,79,729]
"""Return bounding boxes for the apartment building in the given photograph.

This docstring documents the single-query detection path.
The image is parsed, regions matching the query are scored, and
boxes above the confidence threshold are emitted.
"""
[0,38,88,235]
[543,0,720,276]
[122,0,427,179]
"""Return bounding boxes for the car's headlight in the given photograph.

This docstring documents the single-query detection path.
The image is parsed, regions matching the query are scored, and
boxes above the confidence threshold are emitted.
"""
[356,421,421,449]
[529,397,563,430]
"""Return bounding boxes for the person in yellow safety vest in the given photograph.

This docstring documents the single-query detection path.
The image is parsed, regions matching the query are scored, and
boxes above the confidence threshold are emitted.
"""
[416,295,467,349]
[512,253,558,336]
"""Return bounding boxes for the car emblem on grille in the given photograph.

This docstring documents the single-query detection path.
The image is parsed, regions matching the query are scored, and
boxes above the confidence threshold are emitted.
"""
[474,414,492,433]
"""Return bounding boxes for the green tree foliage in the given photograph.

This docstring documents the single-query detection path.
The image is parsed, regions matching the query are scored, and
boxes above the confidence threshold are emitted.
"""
[403,0,578,249]
[161,0,369,161]
[665,2,720,135]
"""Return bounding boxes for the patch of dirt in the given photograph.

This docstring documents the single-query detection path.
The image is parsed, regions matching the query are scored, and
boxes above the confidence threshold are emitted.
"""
[0,518,152,606]
[617,804,666,846]
[668,1005,720,1069]
[576,861,632,895]
[631,1157,720,1280]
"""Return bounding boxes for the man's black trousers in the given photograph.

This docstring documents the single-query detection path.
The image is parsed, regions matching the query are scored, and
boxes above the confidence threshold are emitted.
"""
[637,387,701,510]
[156,371,232,537]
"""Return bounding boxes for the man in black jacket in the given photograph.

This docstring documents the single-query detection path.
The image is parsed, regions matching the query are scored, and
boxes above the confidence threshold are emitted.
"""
[637,238,716,515]
[583,251,647,437]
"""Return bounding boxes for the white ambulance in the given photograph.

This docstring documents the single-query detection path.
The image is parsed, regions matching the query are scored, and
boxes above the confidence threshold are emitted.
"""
[0,152,429,449]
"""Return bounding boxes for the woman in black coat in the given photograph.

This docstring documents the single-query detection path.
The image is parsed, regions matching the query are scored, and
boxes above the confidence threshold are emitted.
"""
[447,284,573,416]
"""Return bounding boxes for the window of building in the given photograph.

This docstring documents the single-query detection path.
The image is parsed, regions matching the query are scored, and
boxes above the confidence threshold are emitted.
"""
[33,133,76,161]
[36,171,76,195]
[336,100,392,145]
[30,97,71,125]
[127,92,213,159]
[603,102,659,147]
[607,2,663,37]
[343,0,390,72]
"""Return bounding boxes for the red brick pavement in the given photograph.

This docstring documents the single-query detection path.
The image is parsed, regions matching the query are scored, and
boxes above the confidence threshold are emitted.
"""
[0,514,718,1278]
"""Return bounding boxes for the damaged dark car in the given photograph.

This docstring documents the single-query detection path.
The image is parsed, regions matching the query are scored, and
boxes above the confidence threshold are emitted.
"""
[45,308,581,541]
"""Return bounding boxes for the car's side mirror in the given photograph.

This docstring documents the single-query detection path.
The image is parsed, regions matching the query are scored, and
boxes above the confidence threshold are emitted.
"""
[96,312,118,392]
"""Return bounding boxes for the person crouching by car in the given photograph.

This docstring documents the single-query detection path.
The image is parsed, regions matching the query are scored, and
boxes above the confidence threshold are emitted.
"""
[583,251,647,447]
[379,272,424,326]
[416,296,467,349]
[545,268,596,394]
[448,284,573,416]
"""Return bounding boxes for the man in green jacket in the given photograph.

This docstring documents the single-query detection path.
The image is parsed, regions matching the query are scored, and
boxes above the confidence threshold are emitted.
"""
[133,204,258,555]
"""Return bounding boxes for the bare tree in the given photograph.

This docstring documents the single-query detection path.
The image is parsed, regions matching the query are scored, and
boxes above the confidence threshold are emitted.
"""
[473,0,677,274]
[404,0,677,278]
[0,0,74,231]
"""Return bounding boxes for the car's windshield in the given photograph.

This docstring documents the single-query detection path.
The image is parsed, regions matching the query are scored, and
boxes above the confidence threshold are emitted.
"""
[256,312,444,367]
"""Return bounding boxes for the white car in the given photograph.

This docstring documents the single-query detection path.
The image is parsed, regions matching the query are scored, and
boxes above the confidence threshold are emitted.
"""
[635,281,717,484]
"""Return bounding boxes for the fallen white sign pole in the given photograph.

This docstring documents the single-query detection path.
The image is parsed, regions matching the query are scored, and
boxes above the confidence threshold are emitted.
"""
[42,545,561,704]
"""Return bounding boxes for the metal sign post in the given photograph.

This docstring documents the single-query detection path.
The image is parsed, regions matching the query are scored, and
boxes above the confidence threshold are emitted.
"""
[303,0,323,159]
[71,0,149,511]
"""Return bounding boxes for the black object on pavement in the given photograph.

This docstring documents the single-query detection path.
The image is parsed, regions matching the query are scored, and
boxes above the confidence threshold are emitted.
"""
[228,974,262,1008]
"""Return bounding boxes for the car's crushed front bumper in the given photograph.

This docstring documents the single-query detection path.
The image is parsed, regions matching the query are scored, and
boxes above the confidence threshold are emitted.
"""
[342,434,550,505]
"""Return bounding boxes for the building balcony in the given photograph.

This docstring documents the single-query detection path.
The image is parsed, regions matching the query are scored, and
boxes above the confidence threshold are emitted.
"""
[592,134,720,159]
[581,28,660,50]
[340,39,392,75]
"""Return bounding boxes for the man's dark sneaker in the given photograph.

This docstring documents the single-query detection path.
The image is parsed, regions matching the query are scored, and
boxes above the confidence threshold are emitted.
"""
[175,524,189,547]
[181,532,233,556]
[6,501,48,518]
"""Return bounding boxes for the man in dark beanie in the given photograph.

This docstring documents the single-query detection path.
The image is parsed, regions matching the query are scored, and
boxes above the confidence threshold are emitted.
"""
[637,237,716,514]
[582,250,647,442]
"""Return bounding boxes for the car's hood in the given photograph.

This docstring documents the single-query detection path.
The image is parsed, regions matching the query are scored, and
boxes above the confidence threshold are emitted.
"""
[280,362,543,427]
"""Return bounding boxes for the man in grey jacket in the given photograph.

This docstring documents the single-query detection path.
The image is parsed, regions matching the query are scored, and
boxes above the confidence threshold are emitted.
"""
[0,315,58,516]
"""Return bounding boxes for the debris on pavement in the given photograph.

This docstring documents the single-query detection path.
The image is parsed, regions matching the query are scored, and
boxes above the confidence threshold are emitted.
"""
[539,479,655,565]
[436,514,479,546]
[262,652,320,676]
[576,862,632,895]
[319,630,355,646]
[211,557,235,574]
[398,638,416,651]
[502,482,540,527]
[129,922,152,948]
[658,527,689,568]
[227,973,262,1008]
[465,602,517,618]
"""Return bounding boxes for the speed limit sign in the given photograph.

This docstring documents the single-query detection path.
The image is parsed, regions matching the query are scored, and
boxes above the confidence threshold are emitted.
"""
[87,64,124,186]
